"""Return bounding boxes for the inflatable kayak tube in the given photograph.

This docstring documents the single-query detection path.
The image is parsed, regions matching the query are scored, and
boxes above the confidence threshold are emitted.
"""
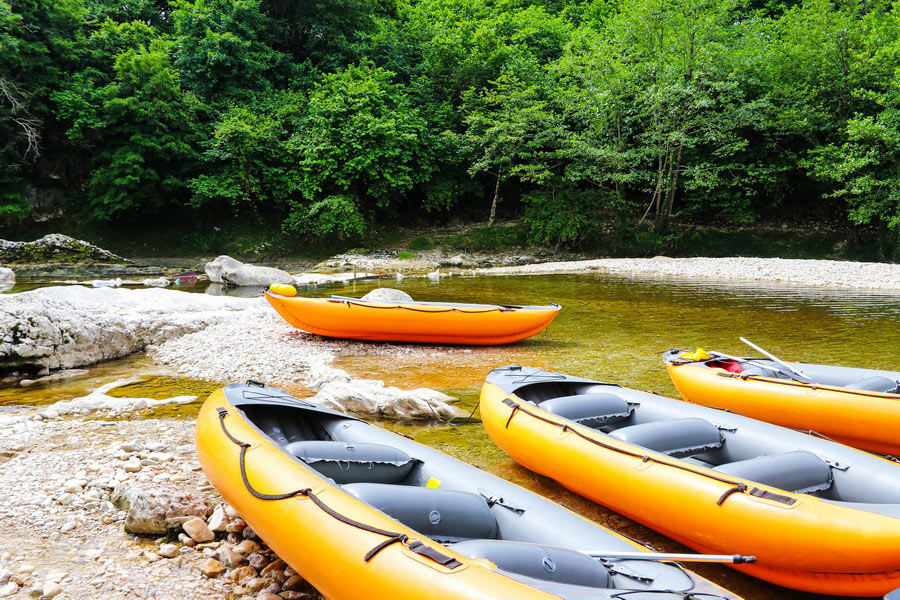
[664,349,900,454]
[264,291,560,345]
[196,382,742,600]
[480,365,900,597]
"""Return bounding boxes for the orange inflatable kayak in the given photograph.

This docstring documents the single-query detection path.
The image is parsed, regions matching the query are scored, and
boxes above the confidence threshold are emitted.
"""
[196,381,743,600]
[480,365,900,597]
[264,290,560,344]
[664,348,900,454]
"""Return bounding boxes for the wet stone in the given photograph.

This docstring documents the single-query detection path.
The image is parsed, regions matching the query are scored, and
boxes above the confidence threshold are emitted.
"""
[157,543,179,558]
[200,558,225,578]
[259,559,286,577]
[258,593,283,600]
[229,566,259,584]
[233,539,260,555]
[183,517,215,542]
[247,553,269,571]
[281,575,316,594]
[217,547,247,569]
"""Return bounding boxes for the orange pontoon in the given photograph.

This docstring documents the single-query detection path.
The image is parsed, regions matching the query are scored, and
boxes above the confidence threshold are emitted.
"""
[265,291,560,345]
[481,365,900,597]
[664,348,900,455]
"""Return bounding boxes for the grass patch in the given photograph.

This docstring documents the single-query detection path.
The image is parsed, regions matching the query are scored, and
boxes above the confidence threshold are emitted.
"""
[397,251,418,260]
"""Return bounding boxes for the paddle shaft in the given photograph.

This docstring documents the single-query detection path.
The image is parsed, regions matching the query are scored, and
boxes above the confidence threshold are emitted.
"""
[585,551,756,564]
[739,337,810,380]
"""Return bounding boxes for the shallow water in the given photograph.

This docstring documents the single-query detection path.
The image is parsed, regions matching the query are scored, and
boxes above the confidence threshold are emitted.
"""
[4,272,900,599]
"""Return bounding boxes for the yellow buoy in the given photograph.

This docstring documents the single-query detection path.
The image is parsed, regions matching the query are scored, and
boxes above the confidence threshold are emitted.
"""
[269,283,297,297]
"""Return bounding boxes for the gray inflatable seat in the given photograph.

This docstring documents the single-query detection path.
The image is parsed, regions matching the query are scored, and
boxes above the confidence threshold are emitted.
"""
[342,483,498,542]
[609,418,723,457]
[541,393,632,428]
[285,441,416,484]
[451,540,610,588]
[713,451,833,494]
[843,376,900,393]
[257,410,317,445]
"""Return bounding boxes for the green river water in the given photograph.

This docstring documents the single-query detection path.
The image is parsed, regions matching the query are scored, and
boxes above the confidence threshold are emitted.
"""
[3,272,900,599]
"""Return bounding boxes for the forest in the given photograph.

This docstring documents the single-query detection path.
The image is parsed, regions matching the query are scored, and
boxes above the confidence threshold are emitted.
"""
[3,0,900,256]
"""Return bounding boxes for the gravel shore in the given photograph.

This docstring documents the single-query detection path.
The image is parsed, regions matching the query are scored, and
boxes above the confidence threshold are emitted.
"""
[478,256,900,290]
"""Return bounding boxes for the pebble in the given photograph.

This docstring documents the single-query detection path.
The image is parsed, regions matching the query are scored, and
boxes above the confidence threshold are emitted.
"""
[0,571,8,585]
[16,565,35,575]
[157,544,179,558]
[234,539,261,555]
[217,547,247,569]
[258,593,283,600]
[200,558,225,578]
[183,517,215,542]
[207,505,227,532]
[42,582,62,598]
[0,583,15,598]
[123,458,142,473]
[229,565,258,584]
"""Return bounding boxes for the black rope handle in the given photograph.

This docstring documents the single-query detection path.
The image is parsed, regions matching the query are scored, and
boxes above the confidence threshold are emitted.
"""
[499,400,796,507]
[215,407,462,568]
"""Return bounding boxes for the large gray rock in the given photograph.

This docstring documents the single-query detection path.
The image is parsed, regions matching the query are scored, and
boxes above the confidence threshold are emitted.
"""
[360,288,413,302]
[0,285,264,372]
[111,483,213,535]
[0,268,12,292]
[312,379,460,420]
[0,234,128,264]
[204,255,294,287]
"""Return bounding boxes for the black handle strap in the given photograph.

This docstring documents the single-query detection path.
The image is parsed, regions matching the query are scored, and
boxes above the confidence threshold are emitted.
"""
[215,407,462,568]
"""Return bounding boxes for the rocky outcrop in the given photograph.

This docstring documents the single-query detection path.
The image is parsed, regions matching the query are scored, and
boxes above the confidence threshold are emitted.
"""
[0,234,128,264]
[0,285,265,373]
[111,483,213,535]
[204,255,293,287]
[360,288,414,302]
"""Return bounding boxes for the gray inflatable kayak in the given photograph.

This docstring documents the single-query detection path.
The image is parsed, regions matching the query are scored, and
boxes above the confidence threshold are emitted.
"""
[481,365,900,597]
[198,381,743,600]
[664,347,900,454]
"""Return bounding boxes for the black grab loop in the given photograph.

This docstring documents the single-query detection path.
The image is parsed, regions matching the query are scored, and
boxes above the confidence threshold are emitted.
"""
[498,399,797,508]
[216,407,463,568]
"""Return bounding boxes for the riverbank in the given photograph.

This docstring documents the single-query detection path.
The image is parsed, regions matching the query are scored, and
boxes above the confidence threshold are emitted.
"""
[477,256,900,290]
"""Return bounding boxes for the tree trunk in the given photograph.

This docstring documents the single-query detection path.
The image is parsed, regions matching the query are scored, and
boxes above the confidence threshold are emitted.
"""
[488,171,501,227]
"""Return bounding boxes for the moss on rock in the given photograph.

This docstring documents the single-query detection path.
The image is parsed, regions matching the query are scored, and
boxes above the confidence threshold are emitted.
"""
[0,234,130,265]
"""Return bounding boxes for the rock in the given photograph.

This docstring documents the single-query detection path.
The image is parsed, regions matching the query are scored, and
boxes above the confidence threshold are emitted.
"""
[224,504,240,519]
[204,256,293,287]
[120,441,142,452]
[217,547,247,569]
[233,539,261,555]
[0,268,13,290]
[229,566,259,584]
[312,379,460,420]
[157,543,179,558]
[281,575,317,594]
[258,593,283,600]
[0,285,263,373]
[16,565,35,575]
[142,277,170,287]
[0,582,17,597]
[0,570,9,585]
[439,254,473,268]
[123,458,142,473]
[207,504,228,531]
[242,525,258,540]
[183,516,215,542]
[41,582,61,598]
[247,553,269,571]
[112,483,213,535]
[359,288,413,302]
[225,520,246,533]
[259,559,286,577]
[0,234,129,265]
[200,558,226,578]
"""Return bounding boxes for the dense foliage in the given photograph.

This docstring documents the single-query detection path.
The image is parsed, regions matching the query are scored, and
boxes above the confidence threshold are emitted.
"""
[2,0,900,252]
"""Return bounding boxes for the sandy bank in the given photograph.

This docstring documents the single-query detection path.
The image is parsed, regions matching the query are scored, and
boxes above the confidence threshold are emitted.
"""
[478,256,900,290]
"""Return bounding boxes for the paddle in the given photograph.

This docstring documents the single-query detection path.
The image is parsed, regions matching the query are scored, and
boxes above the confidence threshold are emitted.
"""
[739,337,812,382]
[707,350,804,382]
[583,551,756,564]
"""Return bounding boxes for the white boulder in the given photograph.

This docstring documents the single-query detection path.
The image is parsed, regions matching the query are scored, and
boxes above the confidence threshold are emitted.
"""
[204,255,293,287]
[360,288,413,302]
[312,379,460,420]
[0,267,13,289]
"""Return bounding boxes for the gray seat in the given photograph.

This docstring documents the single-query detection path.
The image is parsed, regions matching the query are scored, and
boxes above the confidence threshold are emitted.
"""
[843,376,900,393]
[608,418,723,457]
[256,409,317,445]
[342,483,498,542]
[541,393,632,428]
[285,440,416,484]
[451,540,610,588]
[713,451,833,494]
